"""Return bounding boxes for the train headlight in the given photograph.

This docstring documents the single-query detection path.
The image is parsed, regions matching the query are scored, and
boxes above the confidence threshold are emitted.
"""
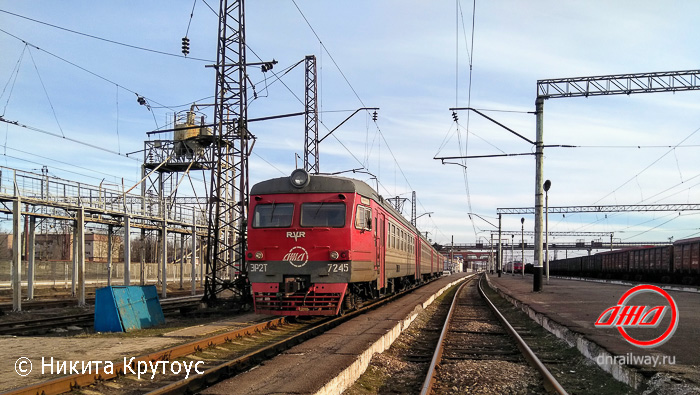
[255,251,264,260]
[290,169,310,189]
[330,250,349,260]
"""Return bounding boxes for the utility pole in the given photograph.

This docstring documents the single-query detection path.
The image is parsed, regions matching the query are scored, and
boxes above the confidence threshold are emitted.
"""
[533,97,544,291]
[498,214,502,277]
[490,233,494,273]
[450,235,454,272]
[411,191,417,227]
[521,217,525,276]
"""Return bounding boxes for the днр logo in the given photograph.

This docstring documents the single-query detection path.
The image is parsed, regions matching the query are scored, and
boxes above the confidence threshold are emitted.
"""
[284,246,308,268]
[594,284,679,348]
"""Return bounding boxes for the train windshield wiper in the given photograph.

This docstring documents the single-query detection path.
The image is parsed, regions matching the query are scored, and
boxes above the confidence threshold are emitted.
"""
[314,201,324,218]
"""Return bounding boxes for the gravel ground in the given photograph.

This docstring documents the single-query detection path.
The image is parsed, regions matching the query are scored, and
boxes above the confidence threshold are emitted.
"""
[0,309,261,393]
[343,277,544,394]
[344,275,646,394]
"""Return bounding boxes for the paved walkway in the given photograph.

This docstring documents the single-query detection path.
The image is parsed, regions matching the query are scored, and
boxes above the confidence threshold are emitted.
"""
[488,274,700,389]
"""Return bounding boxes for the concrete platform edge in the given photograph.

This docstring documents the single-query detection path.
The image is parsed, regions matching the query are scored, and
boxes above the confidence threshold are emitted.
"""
[485,274,664,391]
[550,275,700,294]
[314,274,474,395]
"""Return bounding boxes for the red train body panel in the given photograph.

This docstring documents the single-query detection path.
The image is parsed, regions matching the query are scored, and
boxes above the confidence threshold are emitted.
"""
[246,170,442,316]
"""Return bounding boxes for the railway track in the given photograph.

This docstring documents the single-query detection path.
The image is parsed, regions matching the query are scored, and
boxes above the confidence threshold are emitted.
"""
[4,281,424,395]
[420,275,567,394]
[0,296,202,335]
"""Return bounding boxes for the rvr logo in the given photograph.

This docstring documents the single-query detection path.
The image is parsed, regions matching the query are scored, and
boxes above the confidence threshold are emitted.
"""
[594,305,667,328]
[286,231,305,241]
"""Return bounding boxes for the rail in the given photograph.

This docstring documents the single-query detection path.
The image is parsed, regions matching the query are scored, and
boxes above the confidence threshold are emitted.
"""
[419,277,472,395]
[4,280,430,395]
[477,275,567,394]
[420,274,568,395]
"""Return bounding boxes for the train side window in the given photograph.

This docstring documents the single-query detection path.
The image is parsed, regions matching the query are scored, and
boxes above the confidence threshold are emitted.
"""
[354,205,372,231]
[389,223,394,249]
[252,203,294,228]
[301,202,346,227]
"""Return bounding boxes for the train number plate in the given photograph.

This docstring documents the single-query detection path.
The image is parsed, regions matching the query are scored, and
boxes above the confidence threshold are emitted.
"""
[327,263,349,273]
[249,263,268,272]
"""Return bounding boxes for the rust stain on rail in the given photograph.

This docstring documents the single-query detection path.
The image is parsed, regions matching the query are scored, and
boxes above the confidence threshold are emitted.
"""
[1,317,286,395]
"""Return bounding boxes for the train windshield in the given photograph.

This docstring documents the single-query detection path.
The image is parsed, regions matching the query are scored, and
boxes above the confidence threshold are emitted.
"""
[300,202,346,227]
[252,203,294,228]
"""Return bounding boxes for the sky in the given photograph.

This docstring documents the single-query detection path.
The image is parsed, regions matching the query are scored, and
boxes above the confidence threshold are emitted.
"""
[1,1,700,253]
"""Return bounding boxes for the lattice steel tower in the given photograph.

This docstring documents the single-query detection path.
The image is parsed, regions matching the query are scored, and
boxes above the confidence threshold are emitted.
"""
[203,0,252,303]
[304,55,319,173]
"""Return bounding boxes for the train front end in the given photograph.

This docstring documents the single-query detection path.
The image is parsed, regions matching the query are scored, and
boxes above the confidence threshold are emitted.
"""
[247,170,366,316]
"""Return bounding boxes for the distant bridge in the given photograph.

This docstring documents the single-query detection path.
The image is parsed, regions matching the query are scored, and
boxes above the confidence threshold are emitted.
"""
[446,241,671,253]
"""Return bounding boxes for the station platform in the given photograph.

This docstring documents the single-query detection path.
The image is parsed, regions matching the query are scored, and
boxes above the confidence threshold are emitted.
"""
[487,274,700,392]
[201,272,472,395]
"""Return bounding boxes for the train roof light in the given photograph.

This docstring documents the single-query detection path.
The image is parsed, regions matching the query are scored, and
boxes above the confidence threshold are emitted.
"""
[290,169,310,189]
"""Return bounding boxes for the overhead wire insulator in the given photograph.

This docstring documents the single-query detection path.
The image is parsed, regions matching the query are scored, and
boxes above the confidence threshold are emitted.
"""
[372,111,378,121]
[452,111,459,122]
[261,59,278,72]
[181,37,190,56]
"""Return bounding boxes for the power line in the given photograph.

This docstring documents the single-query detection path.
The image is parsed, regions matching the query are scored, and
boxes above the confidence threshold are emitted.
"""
[593,125,700,204]
[0,9,213,62]
[291,0,366,108]
[1,44,27,117]
[556,144,700,149]
[26,47,65,138]
[0,151,124,184]
[0,116,139,161]
[2,145,138,184]
[0,28,177,116]
[290,2,425,227]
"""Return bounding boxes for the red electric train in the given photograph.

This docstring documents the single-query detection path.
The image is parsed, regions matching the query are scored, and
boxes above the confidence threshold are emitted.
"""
[246,169,442,316]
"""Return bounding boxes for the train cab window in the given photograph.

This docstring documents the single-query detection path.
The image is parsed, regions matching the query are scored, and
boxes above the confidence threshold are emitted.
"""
[252,203,294,228]
[301,202,346,227]
[355,205,372,231]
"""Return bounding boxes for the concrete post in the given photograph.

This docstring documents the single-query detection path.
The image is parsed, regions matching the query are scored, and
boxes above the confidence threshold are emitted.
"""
[107,224,113,287]
[72,223,78,297]
[140,228,145,285]
[27,216,35,300]
[533,97,545,292]
[199,240,204,287]
[124,216,131,286]
[191,223,197,296]
[77,207,85,306]
[545,191,550,284]
[497,214,502,277]
[12,198,21,311]
[161,220,167,299]
[489,233,494,273]
[179,233,184,290]
[521,218,525,276]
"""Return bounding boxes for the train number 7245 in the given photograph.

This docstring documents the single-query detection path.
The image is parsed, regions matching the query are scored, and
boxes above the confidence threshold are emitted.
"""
[327,263,349,273]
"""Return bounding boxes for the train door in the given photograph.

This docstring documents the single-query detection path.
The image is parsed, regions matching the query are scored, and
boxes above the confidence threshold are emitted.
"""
[376,213,386,291]
[415,237,420,281]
